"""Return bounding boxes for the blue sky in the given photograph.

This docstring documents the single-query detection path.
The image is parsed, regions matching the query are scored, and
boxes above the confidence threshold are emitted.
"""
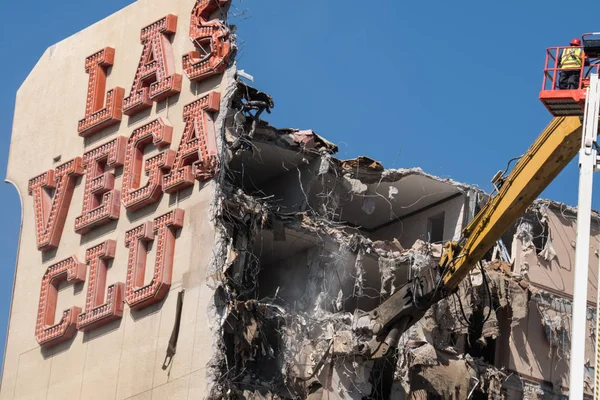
[0,0,599,367]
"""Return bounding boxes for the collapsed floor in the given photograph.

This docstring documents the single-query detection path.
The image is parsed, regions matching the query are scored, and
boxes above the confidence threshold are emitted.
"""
[204,78,597,399]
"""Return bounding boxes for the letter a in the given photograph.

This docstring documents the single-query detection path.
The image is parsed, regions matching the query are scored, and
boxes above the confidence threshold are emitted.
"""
[123,15,182,116]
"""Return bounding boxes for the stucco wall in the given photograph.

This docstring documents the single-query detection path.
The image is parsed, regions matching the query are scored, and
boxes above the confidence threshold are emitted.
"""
[506,207,600,395]
[513,209,600,303]
[2,0,229,398]
[370,194,466,248]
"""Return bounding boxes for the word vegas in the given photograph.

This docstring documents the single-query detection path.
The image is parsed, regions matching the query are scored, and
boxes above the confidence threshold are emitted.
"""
[29,1,233,348]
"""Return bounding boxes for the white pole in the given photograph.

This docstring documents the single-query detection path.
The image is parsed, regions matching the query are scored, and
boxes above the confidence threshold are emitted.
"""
[570,73,600,400]
[594,247,600,399]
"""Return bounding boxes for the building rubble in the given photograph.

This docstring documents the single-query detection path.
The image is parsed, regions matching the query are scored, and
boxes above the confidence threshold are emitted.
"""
[202,77,599,399]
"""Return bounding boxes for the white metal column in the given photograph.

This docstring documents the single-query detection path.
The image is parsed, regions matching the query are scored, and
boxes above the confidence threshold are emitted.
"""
[570,73,600,400]
[595,247,600,400]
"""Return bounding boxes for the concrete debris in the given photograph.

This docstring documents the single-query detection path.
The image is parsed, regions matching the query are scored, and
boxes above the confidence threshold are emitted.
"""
[380,167,476,192]
[317,153,330,176]
[343,176,368,195]
[341,156,384,172]
[353,248,365,297]
[242,391,281,400]
[516,221,535,249]
[378,256,398,297]
[531,290,572,354]
[206,78,589,399]
[388,186,399,201]
[361,196,376,215]
[405,343,506,399]
[512,380,568,400]
[538,238,557,262]
[485,263,528,326]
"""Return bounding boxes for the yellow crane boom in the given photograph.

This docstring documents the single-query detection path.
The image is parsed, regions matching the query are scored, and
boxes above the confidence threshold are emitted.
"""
[441,116,582,289]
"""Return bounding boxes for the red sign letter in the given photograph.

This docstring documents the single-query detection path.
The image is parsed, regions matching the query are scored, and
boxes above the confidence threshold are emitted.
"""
[28,158,84,251]
[35,257,86,348]
[163,92,220,193]
[75,137,126,234]
[123,15,182,116]
[125,209,184,310]
[77,240,124,332]
[78,47,125,137]
[122,118,175,211]
[183,0,233,81]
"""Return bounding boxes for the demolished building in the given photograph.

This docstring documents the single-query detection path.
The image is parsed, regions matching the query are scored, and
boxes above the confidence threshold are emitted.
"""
[207,80,600,399]
[2,1,598,399]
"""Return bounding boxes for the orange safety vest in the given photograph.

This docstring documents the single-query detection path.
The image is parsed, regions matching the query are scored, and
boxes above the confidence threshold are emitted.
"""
[560,48,583,69]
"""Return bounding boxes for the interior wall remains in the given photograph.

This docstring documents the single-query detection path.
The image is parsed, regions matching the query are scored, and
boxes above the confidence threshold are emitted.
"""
[504,205,600,396]
[370,194,467,248]
[512,208,600,303]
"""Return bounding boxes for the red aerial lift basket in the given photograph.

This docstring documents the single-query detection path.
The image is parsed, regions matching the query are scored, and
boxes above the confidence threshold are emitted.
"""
[539,33,600,117]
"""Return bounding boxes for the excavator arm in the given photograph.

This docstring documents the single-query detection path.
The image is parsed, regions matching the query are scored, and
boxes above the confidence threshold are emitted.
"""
[358,116,583,358]
[443,116,582,289]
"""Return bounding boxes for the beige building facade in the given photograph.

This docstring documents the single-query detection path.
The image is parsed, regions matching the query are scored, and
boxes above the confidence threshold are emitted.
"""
[3,0,234,398]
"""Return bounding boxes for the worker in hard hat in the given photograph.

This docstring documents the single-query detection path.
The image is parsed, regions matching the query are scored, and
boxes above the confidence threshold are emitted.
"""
[558,38,585,90]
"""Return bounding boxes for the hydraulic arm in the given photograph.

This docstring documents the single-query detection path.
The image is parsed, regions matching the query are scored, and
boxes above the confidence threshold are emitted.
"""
[360,116,583,358]
[442,116,582,290]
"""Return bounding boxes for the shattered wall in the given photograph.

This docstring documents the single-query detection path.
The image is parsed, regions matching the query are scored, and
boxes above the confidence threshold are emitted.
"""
[203,77,520,399]
[506,201,600,397]
[201,78,487,399]
[512,200,600,303]
[205,74,600,400]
